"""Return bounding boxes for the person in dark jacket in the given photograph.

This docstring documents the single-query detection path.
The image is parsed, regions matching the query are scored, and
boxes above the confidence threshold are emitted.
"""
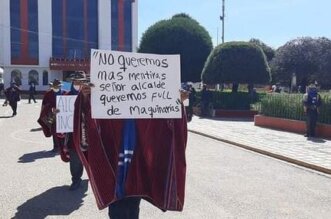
[186,84,196,122]
[303,84,322,138]
[28,82,37,103]
[63,72,86,190]
[200,84,211,117]
[4,82,21,116]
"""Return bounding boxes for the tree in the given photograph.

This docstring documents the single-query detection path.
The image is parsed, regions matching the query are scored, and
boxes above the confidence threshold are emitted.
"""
[202,41,271,92]
[314,38,331,89]
[139,14,213,82]
[270,37,331,89]
[249,38,275,62]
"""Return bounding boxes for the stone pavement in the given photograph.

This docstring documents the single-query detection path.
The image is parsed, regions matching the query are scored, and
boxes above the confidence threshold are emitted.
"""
[188,116,331,175]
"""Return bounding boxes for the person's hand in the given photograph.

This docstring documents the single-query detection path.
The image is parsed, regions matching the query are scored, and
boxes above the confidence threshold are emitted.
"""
[81,83,95,97]
[180,89,190,103]
[52,108,60,114]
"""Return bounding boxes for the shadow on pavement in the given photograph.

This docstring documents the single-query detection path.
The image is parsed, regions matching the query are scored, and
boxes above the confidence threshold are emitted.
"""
[0,115,13,119]
[18,150,57,163]
[30,127,43,132]
[308,138,327,143]
[12,180,88,219]
[198,116,253,122]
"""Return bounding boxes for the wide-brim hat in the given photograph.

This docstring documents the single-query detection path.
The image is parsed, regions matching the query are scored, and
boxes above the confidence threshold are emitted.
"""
[70,71,89,82]
[49,79,62,87]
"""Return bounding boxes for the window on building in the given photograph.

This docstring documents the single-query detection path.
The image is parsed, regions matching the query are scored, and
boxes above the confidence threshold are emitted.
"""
[111,0,133,51]
[28,70,39,85]
[10,0,21,60]
[11,70,22,86]
[52,0,98,59]
[42,71,49,85]
[10,0,39,65]
[28,0,39,60]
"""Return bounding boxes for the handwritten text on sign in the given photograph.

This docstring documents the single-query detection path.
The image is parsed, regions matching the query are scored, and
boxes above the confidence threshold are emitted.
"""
[90,49,182,119]
[56,95,77,133]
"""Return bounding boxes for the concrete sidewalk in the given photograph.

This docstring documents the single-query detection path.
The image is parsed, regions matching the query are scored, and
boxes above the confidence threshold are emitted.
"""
[188,116,331,175]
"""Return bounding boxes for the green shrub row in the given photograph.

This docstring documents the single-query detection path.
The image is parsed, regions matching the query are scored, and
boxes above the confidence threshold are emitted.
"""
[257,93,331,124]
[194,91,265,110]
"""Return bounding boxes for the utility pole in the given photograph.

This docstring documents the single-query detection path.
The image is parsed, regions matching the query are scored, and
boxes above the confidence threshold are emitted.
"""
[220,0,225,44]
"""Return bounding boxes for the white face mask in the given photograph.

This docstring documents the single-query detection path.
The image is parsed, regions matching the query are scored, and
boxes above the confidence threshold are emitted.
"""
[73,85,81,91]
[52,88,60,92]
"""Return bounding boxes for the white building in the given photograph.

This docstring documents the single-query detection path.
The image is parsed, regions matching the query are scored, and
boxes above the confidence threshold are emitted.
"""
[0,0,138,91]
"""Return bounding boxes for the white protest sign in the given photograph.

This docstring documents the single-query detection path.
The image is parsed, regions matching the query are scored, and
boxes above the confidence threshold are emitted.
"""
[90,49,182,119]
[56,95,78,133]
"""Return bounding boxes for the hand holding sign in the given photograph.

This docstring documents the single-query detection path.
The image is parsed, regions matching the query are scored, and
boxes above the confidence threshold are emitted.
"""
[81,83,95,97]
[180,90,190,103]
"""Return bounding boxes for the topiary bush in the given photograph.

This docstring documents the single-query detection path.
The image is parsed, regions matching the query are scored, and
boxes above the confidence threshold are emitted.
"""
[201,41,271,86]
[139,14,213,82]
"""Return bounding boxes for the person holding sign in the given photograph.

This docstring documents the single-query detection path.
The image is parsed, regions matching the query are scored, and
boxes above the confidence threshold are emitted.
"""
[74,83,188,218]
[62,72,86,191]
[38,79,65,152]
[72,48,190,219]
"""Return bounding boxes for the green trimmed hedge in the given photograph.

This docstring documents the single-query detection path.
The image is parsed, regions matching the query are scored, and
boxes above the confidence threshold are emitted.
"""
[195,91,265,110]
[257,93,331,124]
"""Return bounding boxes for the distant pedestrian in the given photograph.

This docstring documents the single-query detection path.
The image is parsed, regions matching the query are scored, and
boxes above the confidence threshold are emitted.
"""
[200,84,212,117]
[272,83,281,93]
[303,84,322,138]
[0,82,4,97]
[62,72,86,190]
[37,79,65,152]
[187,84,196,122]
[4,82,21,116]
[28,82,37,103]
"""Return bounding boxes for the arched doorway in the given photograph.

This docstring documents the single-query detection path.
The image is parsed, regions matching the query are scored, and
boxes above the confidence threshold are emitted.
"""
[11,70,22,86]
[28,70,39,85]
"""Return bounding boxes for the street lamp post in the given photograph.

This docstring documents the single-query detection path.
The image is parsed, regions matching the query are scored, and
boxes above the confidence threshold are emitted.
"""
[220,0,225,44]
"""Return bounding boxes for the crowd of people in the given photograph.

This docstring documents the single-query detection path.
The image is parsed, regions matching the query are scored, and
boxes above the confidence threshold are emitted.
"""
[0,76,325,218]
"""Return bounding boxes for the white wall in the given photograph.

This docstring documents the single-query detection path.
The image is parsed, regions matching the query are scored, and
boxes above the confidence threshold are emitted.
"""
[98,0,112,50]
[2,0,11,66]
[38,0,52,67]
[0,0,4,66]
[132,0,138,52]
[1,0,11,87]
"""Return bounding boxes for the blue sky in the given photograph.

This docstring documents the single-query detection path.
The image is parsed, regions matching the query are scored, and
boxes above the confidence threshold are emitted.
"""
[138,0,331,49]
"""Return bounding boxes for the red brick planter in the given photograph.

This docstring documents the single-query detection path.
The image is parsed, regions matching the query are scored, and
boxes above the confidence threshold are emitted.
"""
[215,109,258,118]
[254,115,331,139]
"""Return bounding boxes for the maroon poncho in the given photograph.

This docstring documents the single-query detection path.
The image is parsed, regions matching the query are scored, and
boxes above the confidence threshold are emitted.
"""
[37,89,69,162]
[73,93,187,211]
[37,90,57,137]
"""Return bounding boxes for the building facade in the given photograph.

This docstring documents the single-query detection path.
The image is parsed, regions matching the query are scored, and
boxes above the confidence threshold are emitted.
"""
[0,0,138,91]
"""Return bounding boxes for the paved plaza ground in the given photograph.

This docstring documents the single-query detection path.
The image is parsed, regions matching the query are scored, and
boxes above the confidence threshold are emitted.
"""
[1,98,331,218]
